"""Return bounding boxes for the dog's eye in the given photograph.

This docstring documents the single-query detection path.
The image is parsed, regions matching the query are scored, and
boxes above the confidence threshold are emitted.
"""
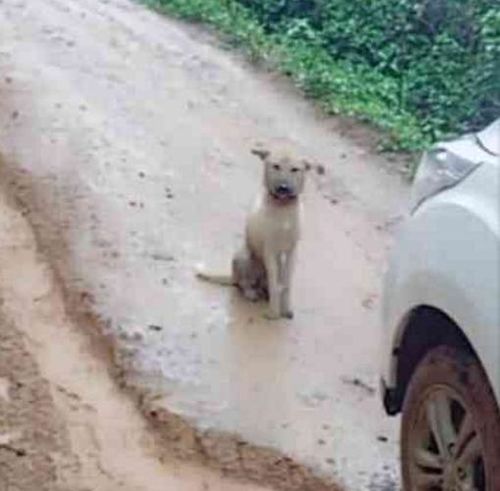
[291,167,300,173]
[272,164,281,171]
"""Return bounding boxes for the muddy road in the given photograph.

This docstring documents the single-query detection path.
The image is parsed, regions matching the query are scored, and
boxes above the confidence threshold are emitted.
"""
[0,189,271,491]
[0,0,408,489]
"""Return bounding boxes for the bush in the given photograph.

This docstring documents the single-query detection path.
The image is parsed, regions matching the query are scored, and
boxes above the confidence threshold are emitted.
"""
[145,0,500,151]
[242,0,500,141]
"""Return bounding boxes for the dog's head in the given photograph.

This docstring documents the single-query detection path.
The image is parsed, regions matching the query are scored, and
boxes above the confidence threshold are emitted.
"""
[252,147,310,203]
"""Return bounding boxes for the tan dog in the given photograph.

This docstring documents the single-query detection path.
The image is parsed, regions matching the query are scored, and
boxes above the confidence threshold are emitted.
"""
[197,145,309,320]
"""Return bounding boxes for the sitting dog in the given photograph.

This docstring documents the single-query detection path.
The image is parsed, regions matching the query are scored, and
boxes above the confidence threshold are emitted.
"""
[197,145,309,320]
[197,246,268,302]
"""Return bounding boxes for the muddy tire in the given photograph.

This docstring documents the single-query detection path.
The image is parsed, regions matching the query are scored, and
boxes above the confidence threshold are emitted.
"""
[401,345,500,490]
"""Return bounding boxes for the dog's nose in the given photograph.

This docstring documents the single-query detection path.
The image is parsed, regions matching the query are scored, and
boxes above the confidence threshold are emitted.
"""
[276,184,291,195]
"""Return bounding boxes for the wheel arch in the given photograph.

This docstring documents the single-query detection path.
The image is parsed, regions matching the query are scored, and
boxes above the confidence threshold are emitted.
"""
[387,305,480,415]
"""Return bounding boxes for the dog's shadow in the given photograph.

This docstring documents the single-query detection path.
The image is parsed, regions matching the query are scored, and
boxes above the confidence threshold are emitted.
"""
[221,290,293,414]
[225,289,290,354]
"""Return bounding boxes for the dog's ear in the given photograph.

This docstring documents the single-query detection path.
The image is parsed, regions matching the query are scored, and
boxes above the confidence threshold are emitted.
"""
[302,159,325,175]
[251,147,270,161]
[302,159,313,171]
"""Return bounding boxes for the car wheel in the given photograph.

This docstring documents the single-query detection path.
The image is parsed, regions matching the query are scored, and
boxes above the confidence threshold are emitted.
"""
[401,345,500,490]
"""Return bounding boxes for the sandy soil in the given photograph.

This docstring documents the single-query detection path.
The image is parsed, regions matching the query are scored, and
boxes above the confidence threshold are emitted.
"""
[0,0,409,489]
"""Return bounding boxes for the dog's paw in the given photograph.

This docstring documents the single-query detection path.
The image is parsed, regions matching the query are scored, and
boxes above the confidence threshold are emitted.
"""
[242,288,259,302]
[194,263,205,278]
[263,309,281,321]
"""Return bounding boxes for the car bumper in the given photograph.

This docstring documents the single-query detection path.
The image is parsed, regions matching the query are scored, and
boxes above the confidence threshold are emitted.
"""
[380,377,400,416]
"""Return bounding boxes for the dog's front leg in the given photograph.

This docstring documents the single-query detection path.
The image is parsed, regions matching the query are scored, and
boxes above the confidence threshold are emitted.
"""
[280,250,295,319]
[264,251,281,320]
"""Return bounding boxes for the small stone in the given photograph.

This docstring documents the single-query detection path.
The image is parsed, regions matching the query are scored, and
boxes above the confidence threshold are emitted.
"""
[299,390,329,407]
[11,110,19,120]
[0,433,11,447]
[0,431,21,447]
[151,253,175,262]
[148,325,162,332]
[80,291,94,303]
[341,376,375,395]
[0,378,10,402]
[132,331,143,342]
[317,438,326,446]
[362,295,376,309]
[316,164,325,175]
[377,435,388,443]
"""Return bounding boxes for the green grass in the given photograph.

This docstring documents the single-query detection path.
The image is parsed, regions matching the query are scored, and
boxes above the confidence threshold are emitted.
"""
[143,0,430,153]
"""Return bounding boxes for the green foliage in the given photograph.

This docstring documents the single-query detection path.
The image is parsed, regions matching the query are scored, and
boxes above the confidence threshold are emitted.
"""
[144,0,500,152]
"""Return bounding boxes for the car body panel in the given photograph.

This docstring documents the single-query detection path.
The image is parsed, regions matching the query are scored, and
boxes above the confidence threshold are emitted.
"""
[382,141,500,405]
[477,118,500,156]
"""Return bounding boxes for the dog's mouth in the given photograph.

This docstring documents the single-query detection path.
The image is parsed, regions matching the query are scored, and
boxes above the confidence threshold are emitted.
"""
[270,185,297,202]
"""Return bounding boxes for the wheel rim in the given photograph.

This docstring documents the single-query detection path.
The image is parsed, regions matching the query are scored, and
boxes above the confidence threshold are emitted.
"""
[409,386,486,491]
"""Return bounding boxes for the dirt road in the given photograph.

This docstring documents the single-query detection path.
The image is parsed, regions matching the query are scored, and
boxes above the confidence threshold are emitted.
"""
[0,0,408,489]
[0,181,272,491]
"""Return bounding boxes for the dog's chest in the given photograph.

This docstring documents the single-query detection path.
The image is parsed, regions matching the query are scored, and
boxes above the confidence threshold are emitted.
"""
[247,196,301,253]
[270,220,297,250]
[271,213,295,235]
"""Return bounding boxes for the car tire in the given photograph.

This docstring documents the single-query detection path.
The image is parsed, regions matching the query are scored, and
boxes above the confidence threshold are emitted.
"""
[401,345,500,490]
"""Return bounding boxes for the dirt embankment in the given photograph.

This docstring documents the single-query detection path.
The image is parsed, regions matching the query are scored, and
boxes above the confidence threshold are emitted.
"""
[0,319,73,491]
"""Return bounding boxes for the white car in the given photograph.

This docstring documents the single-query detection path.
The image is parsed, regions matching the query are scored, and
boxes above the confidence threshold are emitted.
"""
[381,118,500,490]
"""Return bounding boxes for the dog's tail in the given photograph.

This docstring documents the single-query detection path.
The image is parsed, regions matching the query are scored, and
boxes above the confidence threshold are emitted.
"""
[195,265,234,286]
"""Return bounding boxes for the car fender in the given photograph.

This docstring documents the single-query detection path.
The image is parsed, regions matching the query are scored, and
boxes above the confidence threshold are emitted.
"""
[383,164,500,401]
